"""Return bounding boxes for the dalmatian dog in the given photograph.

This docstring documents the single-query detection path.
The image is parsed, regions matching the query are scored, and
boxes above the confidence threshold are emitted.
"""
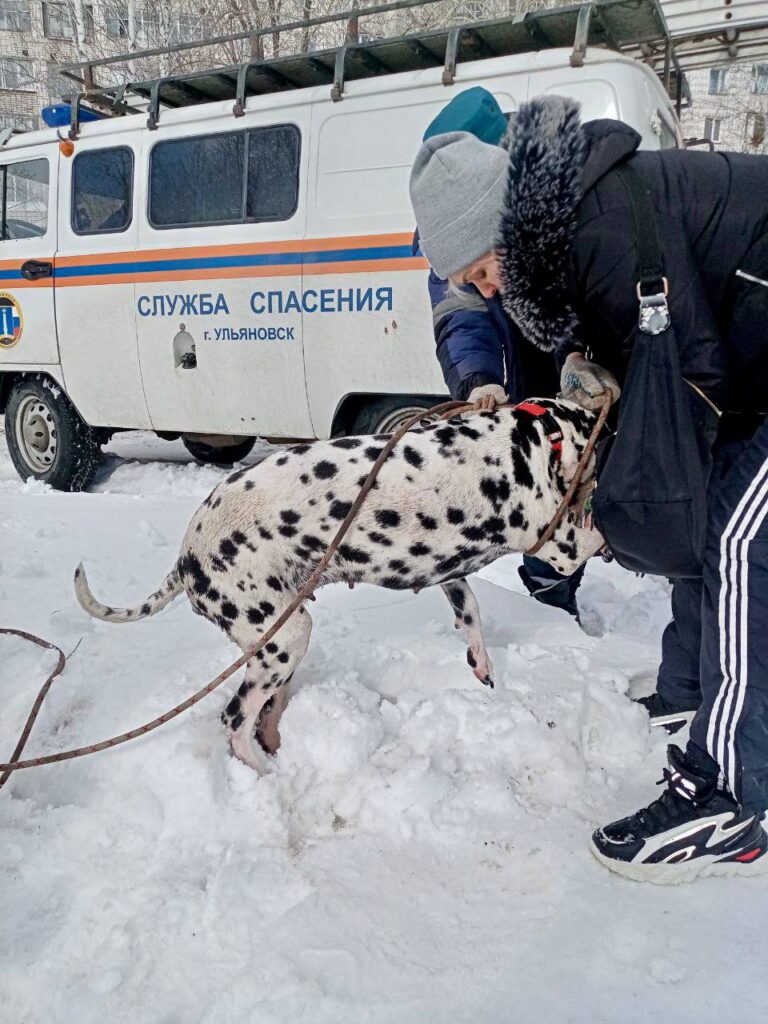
[74,398,603,769]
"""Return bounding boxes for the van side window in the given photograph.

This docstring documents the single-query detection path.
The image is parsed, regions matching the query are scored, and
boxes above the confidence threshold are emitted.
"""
[72,147,133,234]
[149,124,300,228]
[0,158,48,240]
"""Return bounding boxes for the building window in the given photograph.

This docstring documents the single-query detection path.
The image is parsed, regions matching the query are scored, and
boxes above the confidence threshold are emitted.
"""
[46,60,72,102]
[0,57,34,92]
[0,157,48,239]
[746,111,767,148]
[0,0,31,31]
[752,65,768,95]
[72,147,133,234]
[708,68,728,94]
[42,2,93,41]
[704,117,721,143]
[106,7,202,44]
[148,125,300,229]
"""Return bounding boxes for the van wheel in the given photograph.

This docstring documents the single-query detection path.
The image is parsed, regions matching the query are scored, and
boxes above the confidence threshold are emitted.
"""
[351,396,440,436]
[4,378,103,491]
[182,437,256,466]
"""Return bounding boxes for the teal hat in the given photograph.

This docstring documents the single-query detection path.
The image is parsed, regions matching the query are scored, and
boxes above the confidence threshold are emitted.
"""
[423,86,507,146]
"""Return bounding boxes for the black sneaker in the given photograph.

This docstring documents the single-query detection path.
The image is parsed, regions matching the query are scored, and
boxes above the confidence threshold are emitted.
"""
[591,745,768,884]
[635,692,697,734]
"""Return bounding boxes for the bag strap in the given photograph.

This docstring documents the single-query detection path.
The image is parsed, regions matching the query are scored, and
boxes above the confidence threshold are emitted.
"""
[616,162,671,335]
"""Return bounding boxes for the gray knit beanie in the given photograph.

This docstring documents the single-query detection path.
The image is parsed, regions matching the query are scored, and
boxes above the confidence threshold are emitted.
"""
[409,131,507,280]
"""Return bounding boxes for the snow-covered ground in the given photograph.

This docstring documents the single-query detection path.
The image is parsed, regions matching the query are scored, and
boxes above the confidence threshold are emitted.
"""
[1,429,766,1024]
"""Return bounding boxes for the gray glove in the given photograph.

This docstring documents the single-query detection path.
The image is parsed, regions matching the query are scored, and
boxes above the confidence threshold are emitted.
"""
[559,353,621,411]
[468,383,507,411]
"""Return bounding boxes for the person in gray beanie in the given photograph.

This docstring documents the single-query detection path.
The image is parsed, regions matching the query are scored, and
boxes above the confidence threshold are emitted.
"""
[410,94,768,886]
[410,131,508,282]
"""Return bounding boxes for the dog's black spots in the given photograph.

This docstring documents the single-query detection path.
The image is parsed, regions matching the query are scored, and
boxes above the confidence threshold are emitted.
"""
[463,614,474,626]
[301,534,324,553]
[226,696,241,718]
[448,586,465,611]
[511,447,535,490]
[211,556,228,574]
[275,456,288,467]
[458,424,481,440]
[455,545,481,561]
[265,642,279,653]
[244,480,255,491]
[220,538,238,560]
[247,607,265,625]
[291,443,311,455]
[266,576,283,592]
[221,601,238,620]
[508,506,525,529]
[558,541,578,560]
[482,516,505,536]
[212,497,222,509]
[329,499,353,521]
[461,525,485,542]
[339,544,371,564]
[356,475,379,490]
[208,587,220,603]
[140,602,151,615]
[230,712,244,731]
[434,554,463,576]
[446,507,465,525]
[278,525,298,538]
[277,652,289,664]
[330,437,362,449]
[308,499,318,507]
[409,542,431,557]
[483,455,501,468]
[364,445,384,462]
[417,512,438,531]
[567,528,576,541]
[232,531,248,547]
[375,509,400,529]
[388,559,409,576]
[300,474,310,485]
[260,601,275,617]
[381,575,409,590]
[258,526,273,541]
[280,510,301,525]
[237,581,246,592]
[314,460,337,480]
[434,426,456,447]
[368,531,393,547]
[406,475,414,484]
[255,650,265,663]
[178,553,211,596]
[195,522,202,533]
[480,475,512,508]
[535,486,543,500]
[238,680,255,697]
[466,649,477,669]
[227,467,248,484]
[403,445,423,469]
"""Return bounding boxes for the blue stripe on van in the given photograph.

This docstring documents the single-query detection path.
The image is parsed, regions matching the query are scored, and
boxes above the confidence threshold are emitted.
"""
[54,244,415,279]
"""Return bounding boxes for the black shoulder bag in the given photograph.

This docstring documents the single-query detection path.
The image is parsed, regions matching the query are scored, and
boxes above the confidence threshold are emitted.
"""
[592,164,717,579]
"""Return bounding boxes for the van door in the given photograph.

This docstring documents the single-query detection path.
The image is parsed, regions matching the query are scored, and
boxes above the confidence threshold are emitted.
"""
[0,145,58,364]
[55,131,152,429]
[135,107,313,439]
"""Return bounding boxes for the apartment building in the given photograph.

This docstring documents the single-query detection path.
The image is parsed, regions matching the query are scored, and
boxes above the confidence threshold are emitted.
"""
[681,61,768,154]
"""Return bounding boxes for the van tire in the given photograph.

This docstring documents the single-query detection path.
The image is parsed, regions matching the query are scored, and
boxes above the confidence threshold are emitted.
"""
[182,436,256,466]
[4,377,103,491]
[351,396,440,436]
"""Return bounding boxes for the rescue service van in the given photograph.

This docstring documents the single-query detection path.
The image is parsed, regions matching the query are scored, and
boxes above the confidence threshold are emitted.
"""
[0,0,686,489]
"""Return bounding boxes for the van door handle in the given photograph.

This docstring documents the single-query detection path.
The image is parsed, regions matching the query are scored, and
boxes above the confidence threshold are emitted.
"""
[20,259,53,281]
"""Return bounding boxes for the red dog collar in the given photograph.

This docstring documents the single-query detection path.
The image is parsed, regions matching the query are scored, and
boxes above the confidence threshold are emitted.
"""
[515,401,563,461]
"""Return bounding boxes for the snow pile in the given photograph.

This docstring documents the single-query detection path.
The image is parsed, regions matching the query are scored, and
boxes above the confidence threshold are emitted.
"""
[1,431,767,1024]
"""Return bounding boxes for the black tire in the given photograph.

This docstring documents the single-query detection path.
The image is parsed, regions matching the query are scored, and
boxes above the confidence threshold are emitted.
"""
[351,395,443,436]
[4,376,103,491]
[182,436,256,466]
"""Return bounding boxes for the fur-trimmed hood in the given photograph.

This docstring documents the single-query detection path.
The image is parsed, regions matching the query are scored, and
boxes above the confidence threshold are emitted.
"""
[497,97,640,353]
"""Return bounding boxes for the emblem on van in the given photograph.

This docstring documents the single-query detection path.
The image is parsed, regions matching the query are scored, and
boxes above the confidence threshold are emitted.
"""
[0,292,23,348]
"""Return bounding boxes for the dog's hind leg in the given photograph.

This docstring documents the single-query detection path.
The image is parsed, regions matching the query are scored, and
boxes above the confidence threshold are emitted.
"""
[222,604,313,769]
[441,579,494,688]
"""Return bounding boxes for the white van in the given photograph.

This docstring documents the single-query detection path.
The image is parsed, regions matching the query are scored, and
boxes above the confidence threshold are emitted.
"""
[0,8,683,489]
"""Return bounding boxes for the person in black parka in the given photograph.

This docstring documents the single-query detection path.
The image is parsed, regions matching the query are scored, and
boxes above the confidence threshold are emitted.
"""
[409,95,768,884]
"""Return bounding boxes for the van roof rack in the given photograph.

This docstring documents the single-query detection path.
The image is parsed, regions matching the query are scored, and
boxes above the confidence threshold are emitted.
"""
[57,0,768,138]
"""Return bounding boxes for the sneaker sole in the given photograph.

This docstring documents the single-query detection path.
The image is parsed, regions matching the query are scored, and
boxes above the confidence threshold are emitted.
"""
[590,839,768,885]
[649,709,696,735]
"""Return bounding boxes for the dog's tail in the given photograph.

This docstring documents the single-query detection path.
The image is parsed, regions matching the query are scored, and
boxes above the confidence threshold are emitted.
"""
[74,562,183,624]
